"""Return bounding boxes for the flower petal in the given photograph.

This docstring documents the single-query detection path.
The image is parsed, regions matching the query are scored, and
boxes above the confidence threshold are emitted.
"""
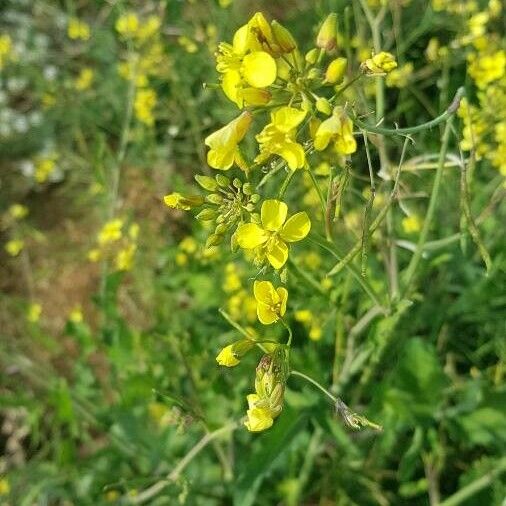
[271,106,307,132]
[261,199,287,231]
[281,212,311,242]
[257,303,278,324]
[236,223,268,249]
[242,51,277,88]
[266,238,288,269]
[277,140,306,170]
[276,287,288,317]
[221,70,243,108]
[253,280,278,305]
[245,407,274,432]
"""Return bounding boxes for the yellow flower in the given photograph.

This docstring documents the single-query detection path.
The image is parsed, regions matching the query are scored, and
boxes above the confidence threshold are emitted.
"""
[69,307,83,323]
[164,193,204,210]
[67,18,90,41]
[316,13,338,51]
[216,344,240,367]
[402,215,422,233]
[204,112,252,170]
[314,107,357,155]
[0,477,10,496]
[468,50,506,89]
[294,309,313,323]
[74,67,94,91]
[216,339,254,367]
[87,248,101,262]
[27,303,42,323]
[8,204,28,220]
[386,62,413,88]
[115,244,136,271]
[98,219,123,245]
[362,51,398,74]
[116,12,139,37]
[253,280,288,324]
[5,239,24,257]
[325,57,347,84]
[137,15,162,41]
[35,156,57,183]
[255,107,307,170]
[134,88,157,126]
[245,402,274,432]
[215,13,277,108]
[236,199,311,269]
[309,325,322,341]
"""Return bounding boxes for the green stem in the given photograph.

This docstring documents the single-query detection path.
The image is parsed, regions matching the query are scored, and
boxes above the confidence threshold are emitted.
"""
[278,170,297,199]
[290,370,337,402]
[402,117,454,294]
[354,87,464,136]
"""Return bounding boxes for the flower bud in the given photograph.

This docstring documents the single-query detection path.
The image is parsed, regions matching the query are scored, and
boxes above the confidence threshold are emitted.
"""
[307,68,320,80]
[206,193,223,205]
[215,223,229,235]
[316,97,332,115]
[206,233,223,248]
[271,20,297,53]
[241,88,272,106]
[215,174,230,187]
[325,57,347,84]
[361,51,397,75]
[195,208,217,221]
[164,193,204,210]
[242,183,254,195]
[195,175,218,191]
[305,48,319,64]
[216,339,254,367]
[316,13,337,51]
[232,178,242,189]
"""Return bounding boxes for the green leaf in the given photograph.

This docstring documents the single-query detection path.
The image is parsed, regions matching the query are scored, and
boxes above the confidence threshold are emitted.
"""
[234,406,307,506]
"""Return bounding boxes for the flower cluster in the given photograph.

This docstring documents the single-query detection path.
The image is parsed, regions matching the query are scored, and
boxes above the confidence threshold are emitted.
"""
[163,11,398,432]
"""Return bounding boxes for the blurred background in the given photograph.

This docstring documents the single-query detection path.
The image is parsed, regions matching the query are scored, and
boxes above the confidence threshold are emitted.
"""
[1,0,505,504]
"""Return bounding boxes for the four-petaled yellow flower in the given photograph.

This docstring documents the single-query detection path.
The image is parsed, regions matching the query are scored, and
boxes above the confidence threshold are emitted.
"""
[204,112,252,170]
[255,107,307,170]
[216,13,277,108]
[362,51,398,74]
[216,344,240,367]
[68,18,91,41]
[236,199,311,269]
[253,280,288,324]
[314,107,357,155]
[245,394,275,431]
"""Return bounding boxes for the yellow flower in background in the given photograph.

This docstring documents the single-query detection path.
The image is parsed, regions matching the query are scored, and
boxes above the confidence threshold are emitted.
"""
[402,215,423,233]
[236,199,311,269]
[204,112,252,170]
[362,51,397,74]
[255,107,307,170]
[5,239,24,257]
[137,15,162,42]
[8,204,28,220]
[164,193,204,210]
[115,243,136,271]
[0,477,10,496]
[35,155,57,183]
[253,280,288,324]
[386,62,413,88]
[69,307,83,324]
[309,325,322,341]
[116,12,139,38]
[98,219,123,245]
[87,248,101,262]
[134,88,157,126]
[74,67,94,91]
[27,303,42,323]
[294,309,312,323]
[67,18,90,41]
[468,50,506,89]
[314,107,357,155]
[0,34,13,69]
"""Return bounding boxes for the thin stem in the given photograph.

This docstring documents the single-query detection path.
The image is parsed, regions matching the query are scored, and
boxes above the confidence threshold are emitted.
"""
[354,87,464,136]
[278,170,296,199]
[290,370,337,402]
[219,309,269,353]
[403,117,454,294]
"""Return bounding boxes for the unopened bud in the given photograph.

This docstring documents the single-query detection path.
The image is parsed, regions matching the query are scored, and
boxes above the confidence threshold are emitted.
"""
[195,208,217,221]
[206,193,223,205]
[206,233,223,248]
[215,223,229,234]
[215,174,230,187]
[195,175,218,191]
[325,57,347,83]
[305,48,319,64]
[271,20,297,53]
[317,13,337,51]
[316,97,332,115]
[243,183,254,195]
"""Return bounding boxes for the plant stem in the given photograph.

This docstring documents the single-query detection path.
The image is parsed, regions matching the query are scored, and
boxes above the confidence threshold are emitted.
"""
[403,117,454,294]
[290,370,337,402]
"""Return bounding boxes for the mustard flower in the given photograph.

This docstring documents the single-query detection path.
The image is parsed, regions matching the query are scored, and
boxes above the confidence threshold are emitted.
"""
[204,112,252,170]
[134,88,157,126]
[255,106,307,170]
[67,18,90,41]
[98,219,123,245]
[216,339,254,367]
[316,13,338,51]
[5,239,24,257]
[8,204,28,220]
[314,107,357,155]
[253,280,288,324]
[215,13,277,107]
[245,395,274,431]
[116,12,139,38]
[27,303,42,323]
[362,51,398,74]
[163,193,204,210]
[74,67,94,91]
[236,199,311,269]
[402,215,423,234]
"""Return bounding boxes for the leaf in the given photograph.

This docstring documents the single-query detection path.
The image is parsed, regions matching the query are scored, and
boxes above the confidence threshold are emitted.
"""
[233,406,307,506]
[398,427,424,482]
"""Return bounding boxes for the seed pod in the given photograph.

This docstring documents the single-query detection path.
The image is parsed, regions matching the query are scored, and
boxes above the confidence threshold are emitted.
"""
[206,193,223,205]
[215,174,230,187]
[195,174,218,191]
[195,208,217,221]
